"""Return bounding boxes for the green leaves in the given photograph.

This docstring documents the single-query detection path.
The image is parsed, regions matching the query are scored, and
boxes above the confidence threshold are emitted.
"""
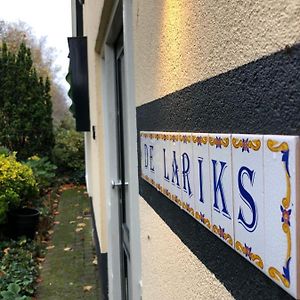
[25,156,57,194]
[0,239,40,297]
[0,42,54,160]
[0,283,30,300]
[52,125,85,183]
[0,154,39,223]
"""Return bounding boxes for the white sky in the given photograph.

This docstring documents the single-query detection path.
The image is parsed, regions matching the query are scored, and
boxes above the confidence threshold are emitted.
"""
[0,0,72,91]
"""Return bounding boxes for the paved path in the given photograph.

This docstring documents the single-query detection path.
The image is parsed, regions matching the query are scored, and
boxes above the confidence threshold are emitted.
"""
[36,186,100,299]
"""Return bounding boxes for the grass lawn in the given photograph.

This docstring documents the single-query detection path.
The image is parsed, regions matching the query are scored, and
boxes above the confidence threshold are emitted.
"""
[36,186,100,299]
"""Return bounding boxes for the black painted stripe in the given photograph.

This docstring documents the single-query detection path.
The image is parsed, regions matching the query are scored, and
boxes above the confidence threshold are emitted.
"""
[90,197,108,300]
[136,46,300,299]
[137,44,300,135]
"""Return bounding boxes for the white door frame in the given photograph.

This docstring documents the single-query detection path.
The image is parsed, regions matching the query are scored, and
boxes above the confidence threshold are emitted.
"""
[101,1,141,299]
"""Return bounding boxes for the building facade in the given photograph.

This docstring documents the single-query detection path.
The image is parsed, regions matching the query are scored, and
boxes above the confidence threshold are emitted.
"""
[70,0,300,299]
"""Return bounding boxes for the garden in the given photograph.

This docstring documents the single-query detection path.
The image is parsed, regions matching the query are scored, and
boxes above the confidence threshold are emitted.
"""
[0,38,87,298]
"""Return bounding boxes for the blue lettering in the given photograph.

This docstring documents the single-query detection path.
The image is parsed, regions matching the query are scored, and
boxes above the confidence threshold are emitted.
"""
[144,144,148,168]
[237,166,257,232]
[212,160,231,219]
[182,152,192,196]
[163,148,169,181]
[197,157,204,203]
[149,145,154,172]
[171,151,180,187]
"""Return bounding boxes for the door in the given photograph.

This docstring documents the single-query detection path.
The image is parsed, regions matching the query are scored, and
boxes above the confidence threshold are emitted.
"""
[113,32,132,300]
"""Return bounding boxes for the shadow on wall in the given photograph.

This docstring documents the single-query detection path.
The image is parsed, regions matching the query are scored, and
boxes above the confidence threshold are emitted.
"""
[139,179,294,300]
[136,44,300,300]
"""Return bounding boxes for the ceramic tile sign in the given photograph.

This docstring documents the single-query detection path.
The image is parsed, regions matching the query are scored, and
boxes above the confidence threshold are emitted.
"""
[208,134,234,248]
[179,133,195,216]
[192,133,211,229]
[169,133,182,208]
[140,132,156,187]
[264,135,299,298]
[154,132,172,200]
[140,131,148,181]
[140,131,300,298]
[232,134,264,270]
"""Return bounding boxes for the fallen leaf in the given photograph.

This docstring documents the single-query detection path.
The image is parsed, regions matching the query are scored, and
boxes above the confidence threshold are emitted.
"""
[69,220,76,224]
[83,209,90,216]
[92,257,98,265]
[53,221,60,225]
[76,216,83,220]
[74,204,79,207]
[77,223,86,227]
[83,285,93,292]
[75,228,83,233]
[64,247,72,252]
[37,257,45,262]
[84,217,89,220]
[53,211,60,215]
[36,277,43,283]
[3,248,10,255]
[46,245,55,250]
[48,230,54,235]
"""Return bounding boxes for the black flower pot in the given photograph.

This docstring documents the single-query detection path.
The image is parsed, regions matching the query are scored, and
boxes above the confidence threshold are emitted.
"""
[9,208,40,240]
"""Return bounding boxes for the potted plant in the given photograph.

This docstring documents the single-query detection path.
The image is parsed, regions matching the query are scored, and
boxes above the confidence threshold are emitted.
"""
[0,153,39,239]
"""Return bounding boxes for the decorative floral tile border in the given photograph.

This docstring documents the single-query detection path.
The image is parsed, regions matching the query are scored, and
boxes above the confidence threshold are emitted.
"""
[140,131,299,298]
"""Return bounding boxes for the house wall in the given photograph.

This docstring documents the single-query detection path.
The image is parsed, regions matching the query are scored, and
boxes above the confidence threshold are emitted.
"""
[134,0,300,106]
[82,0,107,252]
[134,0,300,299]
[80,0,300,299]
[139,197,234,300]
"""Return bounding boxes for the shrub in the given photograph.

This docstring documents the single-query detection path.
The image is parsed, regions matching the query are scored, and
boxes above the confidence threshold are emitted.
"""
[25,156,57,194]
[0,154,38,223]
[0,238,40,297]
[0,283,30,300]
[52,126,85,183]
[0,147,10,157]
[0,43,54,160]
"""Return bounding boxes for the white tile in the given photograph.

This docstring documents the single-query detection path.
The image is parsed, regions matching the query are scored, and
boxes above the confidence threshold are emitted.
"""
[232,134,264,270]
[145,132,156,187]
[209,133,234,248]
[179,133,195,216]
[192,133,211,229]
[153,132,164,193]
[169,132,183,208]
[157,132,172,200]
[264,135,300,298]
[140,131,150,184]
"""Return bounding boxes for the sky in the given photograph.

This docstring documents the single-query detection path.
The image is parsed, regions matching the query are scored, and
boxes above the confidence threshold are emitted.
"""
[0,0,72,91]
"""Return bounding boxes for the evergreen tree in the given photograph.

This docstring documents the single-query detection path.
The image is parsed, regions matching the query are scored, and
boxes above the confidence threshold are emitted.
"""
[0,20,69,124]
[0,42,54,159]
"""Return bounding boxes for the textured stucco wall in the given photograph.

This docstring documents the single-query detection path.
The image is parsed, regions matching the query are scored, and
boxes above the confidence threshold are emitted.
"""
[134,0,300,106]
[140,197,233,300]
[134,0,300,299]
[81,0,300,298]
[83,0,107,252]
